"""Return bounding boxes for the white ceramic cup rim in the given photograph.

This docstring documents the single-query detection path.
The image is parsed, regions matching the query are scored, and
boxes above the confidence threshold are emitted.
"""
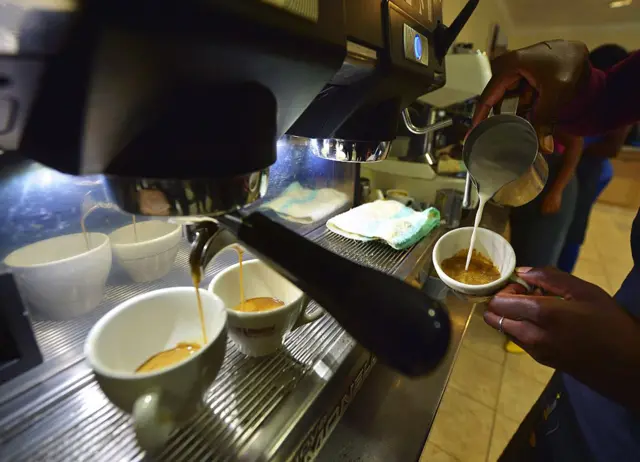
[4,233,110,269]
[85,287,227,380]
[207,259,304,318]
[433,226,516,292]
[109,221,182,250]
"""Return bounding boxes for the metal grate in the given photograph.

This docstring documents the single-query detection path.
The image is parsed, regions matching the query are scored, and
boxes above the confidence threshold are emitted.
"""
[31,245,246,361]
[308,227,413,273]
[0,228,413,461]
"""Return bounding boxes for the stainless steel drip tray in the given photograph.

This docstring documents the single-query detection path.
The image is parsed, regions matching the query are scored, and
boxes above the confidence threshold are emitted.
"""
[0,229,418,461]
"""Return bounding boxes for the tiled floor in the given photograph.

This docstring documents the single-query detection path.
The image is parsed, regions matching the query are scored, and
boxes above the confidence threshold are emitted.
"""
[420,203,636,462]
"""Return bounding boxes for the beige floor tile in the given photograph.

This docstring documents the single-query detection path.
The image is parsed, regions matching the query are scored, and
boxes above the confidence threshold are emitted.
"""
[448,346,503,408]
[573,258,612,294]
[604,260,632,294]
[420,442,460,462]
[487,413,521,462]
[428,387,493,462]
[505,353,554,386]
[593,203,636,223]
[577,236,602,262]
[590,218,633,266]
[462,310,507,365]
[497,366,546,423]
[599,238,634,267]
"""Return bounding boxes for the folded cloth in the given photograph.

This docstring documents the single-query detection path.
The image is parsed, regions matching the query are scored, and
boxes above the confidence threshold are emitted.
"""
[327,200,441,250]
[262,182,349,224]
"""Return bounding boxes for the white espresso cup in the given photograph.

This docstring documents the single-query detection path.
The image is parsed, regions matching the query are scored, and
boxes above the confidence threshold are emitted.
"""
[432,227,530,297]
[85,287,227,451]
[4,233,112,320]
[208,258,325,357]
[109,220,182,283]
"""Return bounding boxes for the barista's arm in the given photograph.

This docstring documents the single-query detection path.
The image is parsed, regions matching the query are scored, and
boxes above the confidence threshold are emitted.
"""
[472,44,640,148]
[582,126,632,159]
[541,132,582,214]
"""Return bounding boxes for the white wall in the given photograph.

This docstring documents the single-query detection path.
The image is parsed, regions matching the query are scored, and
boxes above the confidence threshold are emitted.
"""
[442,0,513,51]
[509,24,640,52]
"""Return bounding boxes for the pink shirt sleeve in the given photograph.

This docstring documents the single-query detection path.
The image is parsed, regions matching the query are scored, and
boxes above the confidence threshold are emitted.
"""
[558,51,640,136]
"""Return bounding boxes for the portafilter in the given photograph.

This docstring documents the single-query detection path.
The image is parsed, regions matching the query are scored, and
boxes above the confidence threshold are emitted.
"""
[187,211,451,378]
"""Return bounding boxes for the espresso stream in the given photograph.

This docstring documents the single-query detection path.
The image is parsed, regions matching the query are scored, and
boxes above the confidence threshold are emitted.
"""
[231,246,284,313]
[137,245,287,374]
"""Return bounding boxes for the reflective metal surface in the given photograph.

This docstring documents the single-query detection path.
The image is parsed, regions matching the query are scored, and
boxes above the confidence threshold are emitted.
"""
[435,188,463,228]
[103,170,269,216]
[401,108,453,135]
[0,228,415,461]
[463,97,548,207]
[317,201,509,462]
[309,138,391,163]
[185,220,237,276]
[462,172,474,209]
[492,151,549,207]
[317,296,474,462]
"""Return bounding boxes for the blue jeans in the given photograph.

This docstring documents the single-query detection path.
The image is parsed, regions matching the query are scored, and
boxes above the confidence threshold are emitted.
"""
[557,157,613,273]
[500,373,594,462]
[510,154,578,268]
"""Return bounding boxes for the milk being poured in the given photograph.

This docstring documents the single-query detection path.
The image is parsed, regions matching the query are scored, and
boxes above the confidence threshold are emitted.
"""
[464,127,526,271]
[465,191,490,270]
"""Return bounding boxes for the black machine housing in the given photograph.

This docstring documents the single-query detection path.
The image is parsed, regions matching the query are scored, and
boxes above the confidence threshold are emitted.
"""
[0,0,477,180]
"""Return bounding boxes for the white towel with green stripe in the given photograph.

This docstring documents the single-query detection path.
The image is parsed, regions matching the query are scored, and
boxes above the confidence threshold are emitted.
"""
[326,200,441,250]
[262,182,349,224]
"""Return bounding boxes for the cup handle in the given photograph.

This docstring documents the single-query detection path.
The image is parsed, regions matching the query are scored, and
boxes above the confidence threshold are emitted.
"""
[292,294,325,330]
[133,390,175,451]
[508,274,532,293]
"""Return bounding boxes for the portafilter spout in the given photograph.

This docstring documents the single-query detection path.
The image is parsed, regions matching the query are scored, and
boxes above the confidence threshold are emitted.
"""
[193,211,451,377]
[185,220,237,281]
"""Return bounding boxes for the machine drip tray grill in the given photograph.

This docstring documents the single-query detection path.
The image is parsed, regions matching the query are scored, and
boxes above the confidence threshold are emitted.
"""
[0,228,413,461]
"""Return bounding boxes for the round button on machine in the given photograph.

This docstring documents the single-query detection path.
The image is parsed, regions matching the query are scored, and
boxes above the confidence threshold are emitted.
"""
[414,34,422,60]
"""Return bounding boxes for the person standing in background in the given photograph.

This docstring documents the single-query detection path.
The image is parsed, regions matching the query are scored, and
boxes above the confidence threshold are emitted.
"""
[557,44,632,274]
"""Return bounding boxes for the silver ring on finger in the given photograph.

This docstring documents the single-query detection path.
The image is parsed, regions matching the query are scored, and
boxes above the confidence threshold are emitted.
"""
[498,316,505,334]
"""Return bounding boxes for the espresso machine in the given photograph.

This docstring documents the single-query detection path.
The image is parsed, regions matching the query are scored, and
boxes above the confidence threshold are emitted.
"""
[0,1,478,459]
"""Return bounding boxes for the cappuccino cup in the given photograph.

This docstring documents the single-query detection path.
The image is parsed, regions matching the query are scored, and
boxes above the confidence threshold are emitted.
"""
[85,287,227,451]
[209,259,325,357]
[433,227,530,297]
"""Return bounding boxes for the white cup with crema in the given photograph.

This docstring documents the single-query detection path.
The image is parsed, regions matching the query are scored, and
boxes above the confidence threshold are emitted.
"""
[208,254,325,357]
[432,227,530,297]
[85,287,227,451]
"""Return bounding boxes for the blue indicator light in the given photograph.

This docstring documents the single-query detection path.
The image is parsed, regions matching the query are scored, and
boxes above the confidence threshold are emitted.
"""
[414,34,422,60]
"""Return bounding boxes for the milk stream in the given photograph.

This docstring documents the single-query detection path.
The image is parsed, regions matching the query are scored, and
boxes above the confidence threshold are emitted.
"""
[465,192,490,271]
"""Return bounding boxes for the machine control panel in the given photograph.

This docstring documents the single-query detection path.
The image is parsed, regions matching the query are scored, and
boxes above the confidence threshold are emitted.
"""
[403,23,429,67]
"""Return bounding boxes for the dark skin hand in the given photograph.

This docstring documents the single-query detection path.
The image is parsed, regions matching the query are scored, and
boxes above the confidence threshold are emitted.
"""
[485,267,640,412]
[472,40,590,154]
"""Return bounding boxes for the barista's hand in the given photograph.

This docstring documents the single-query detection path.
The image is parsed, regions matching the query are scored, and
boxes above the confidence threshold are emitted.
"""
[471,40,590,154]
[541,190,562,214]
[484,266,640,410]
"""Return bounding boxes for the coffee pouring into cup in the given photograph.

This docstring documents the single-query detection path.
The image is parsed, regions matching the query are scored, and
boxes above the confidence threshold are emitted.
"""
[85,287,228,451]
[444,96,547,297]
[206,244,325,357]
[432,227,531,300]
